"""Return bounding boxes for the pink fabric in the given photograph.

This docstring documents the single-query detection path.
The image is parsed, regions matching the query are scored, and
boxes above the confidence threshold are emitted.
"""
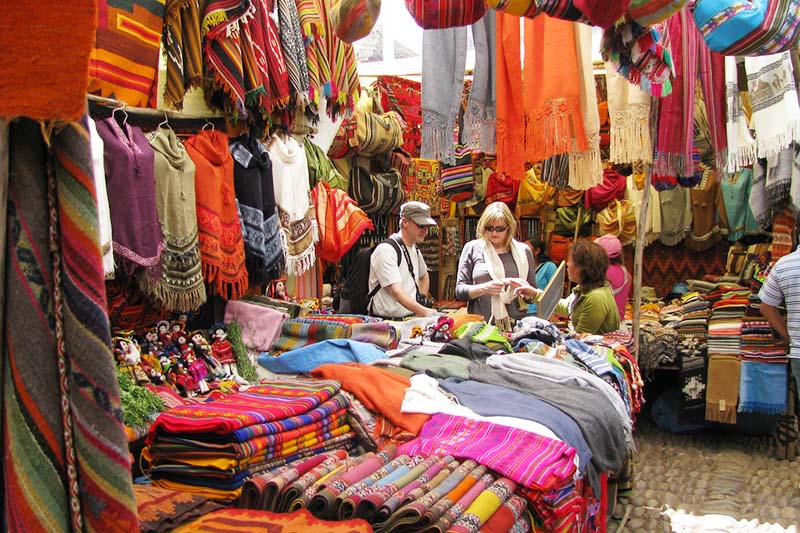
[399,414,576,491]
[224,300,288,351]
[606,264,631,320]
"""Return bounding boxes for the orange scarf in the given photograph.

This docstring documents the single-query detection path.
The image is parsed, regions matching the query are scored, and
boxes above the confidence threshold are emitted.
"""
[524,15,587,163]
[495,12,526,180]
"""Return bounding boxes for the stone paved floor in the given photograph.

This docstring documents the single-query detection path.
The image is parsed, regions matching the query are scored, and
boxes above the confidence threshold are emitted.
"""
[609,418,800,532]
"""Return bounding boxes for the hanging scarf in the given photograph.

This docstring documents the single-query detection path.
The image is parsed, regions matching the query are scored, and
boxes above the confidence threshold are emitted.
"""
[744,51,800,160]
[421,27,468,164]
[524,15,587,164]
[569,23,602,191]
[756,147,794,225]
[601,19,674,97]
[312,181,374,263]
[749,156,770,230]
[482,239,529,323]
[464,10,496,153]
[95,117,162,276]
[268,133,318,275]
[605,62,652,164]
[144,128,207,312]
[697,36,728,171]
[162,0,204,110]
[230,134,284,284]
[87,117,115,278]
[184,129,249,299]
[296,0,360,120]
[724,56,756,173]
[653,8,697,178]
[277,0,312,111]
[495,11,526,179]
[243,0,291,116]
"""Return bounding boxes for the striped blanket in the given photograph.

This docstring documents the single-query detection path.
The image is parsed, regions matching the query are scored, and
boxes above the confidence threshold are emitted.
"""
[269,317,351,356]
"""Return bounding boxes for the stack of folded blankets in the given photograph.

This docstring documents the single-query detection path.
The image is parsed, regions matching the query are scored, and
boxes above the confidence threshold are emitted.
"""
[677,292,710,352]
[706,288,749,356]
[143,379,357,500]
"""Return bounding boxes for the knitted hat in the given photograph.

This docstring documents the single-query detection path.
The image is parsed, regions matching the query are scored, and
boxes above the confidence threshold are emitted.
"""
[595,234,622,258]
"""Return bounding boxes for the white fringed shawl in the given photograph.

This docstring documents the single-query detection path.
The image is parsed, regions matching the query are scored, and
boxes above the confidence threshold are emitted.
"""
[482,239,529,322]
[569,23,603,191]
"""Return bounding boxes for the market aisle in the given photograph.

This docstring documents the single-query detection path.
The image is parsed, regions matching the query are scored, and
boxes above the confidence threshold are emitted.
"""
[612,419,800,532]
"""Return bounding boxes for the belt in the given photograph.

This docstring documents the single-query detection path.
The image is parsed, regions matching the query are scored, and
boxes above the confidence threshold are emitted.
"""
[374,314,412,321]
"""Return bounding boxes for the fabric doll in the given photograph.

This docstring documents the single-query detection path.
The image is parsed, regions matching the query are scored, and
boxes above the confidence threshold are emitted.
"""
[140,328,160,356]
[431,316,454,343]
[191,330,225,380]
[173,361,199,396]
[114,336,150,385]
[211,324,248,385]
[184,352,209,394]
[157,320,172,346]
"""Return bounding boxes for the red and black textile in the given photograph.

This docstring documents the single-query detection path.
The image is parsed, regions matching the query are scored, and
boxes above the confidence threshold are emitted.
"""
[374,75,423,157]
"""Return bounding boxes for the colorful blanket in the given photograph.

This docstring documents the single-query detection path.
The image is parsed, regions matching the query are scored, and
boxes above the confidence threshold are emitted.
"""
[136,484,223,533]
[738,360,788,415]
[259,338,387,373]
[313,181,374,263]
[173,508,373,533]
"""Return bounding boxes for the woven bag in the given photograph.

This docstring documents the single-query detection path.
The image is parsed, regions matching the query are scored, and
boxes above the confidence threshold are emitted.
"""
[405,0,487,29]
[485,0,540,17]
[440,144,474,202]
[584,167,627,210]
[596,198,637,245]
[357,110,404,157]
[331,0,382,43]
[554,205,592,236]
[349,166,405,215]
[627,0,689,26]
[516,166,555,217]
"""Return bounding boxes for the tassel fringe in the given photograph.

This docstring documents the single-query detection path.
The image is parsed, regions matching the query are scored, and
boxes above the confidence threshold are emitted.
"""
[610,106,653,163]
[526,98,587,163]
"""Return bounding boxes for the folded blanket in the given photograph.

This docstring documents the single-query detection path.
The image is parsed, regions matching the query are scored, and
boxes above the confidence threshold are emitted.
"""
[738,361,788,415]
[259,339,387,373]
[224,299,288,351]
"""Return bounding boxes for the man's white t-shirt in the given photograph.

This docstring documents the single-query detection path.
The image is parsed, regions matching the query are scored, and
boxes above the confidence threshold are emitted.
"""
[368,233,427,318]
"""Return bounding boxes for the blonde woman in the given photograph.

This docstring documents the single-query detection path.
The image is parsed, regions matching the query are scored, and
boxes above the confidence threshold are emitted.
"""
[456,202,538,325]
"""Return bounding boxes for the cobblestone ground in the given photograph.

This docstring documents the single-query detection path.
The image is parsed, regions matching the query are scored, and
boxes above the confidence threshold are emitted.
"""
[609,419,800,532]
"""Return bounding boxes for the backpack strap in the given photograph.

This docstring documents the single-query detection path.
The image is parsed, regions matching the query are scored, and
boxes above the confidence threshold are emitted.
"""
[366,238,403,315]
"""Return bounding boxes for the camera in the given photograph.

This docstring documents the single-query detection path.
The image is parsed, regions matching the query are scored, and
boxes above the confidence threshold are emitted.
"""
[416,293,434,308]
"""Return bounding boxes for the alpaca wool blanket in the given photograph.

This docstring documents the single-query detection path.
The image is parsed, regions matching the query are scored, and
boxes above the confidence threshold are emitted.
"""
[185,130,249,299]
[400,414,576,491]
[173,508,372,533]
[3,119,138,531]
[258,339,386,374]
[223,299,287,351]
[738,361,788,415]
[231,135,284,284]
[705,354,740,424]
[162,0,204,110]
[143,127,207,312]
[95,117,163,275]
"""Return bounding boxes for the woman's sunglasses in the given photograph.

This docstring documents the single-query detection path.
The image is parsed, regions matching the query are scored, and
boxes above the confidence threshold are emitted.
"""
[484,225,508,233]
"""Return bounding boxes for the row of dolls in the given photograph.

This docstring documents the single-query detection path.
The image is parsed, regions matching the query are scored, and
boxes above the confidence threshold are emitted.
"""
[113,320,248,397]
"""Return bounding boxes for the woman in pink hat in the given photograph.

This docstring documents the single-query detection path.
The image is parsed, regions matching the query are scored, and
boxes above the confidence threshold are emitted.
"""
[595,234,630,320]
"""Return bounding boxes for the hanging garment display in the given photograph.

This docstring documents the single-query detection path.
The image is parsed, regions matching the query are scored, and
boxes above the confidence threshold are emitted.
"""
[184,129,249,299]
[162,0,204,110]
[277,0,312,109]
[569,23,603,191]
[144,127,206,311]
[604,64,652,164]
[724,56,756,173]
[87,117,115,278]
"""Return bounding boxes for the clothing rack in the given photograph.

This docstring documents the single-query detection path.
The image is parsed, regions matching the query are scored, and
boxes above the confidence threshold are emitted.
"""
[87,94,227,134]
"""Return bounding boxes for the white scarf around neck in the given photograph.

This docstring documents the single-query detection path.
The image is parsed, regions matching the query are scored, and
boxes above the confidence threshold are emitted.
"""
[482,239,529,322]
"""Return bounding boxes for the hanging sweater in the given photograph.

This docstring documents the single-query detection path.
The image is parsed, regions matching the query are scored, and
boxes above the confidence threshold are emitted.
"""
[184,130,249,299]
[95,117,162,275]
[144,127,207,311]
[87,117,115,278]
[267,133,318,276]
[721,167,758,242]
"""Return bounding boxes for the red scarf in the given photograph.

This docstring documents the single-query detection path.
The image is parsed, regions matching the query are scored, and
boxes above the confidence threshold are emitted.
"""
[185,130,249,299]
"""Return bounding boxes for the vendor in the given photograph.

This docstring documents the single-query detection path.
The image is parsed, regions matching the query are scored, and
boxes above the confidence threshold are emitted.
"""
[557,240,620,335]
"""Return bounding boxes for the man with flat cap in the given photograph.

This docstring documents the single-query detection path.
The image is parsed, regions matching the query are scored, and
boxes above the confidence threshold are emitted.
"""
[368,201,438,319]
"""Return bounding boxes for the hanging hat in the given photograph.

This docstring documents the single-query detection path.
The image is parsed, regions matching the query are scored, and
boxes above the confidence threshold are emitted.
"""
[595,233,623,258]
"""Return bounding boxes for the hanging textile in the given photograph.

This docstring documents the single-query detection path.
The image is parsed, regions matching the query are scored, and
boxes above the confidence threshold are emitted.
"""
[277,0,312,112]
[144,127,207,312]
[245,0,291,115]
[601,18,675,97]
[724,56,756,173]
[686,167,728,252]
[231,134,285,284]
[605,64,652,164]
[162,0,204,110]
[463,9,496,154]
[201,0,250,119]
[268,133,318,276]
[296,0,360,120]
[721,168,758,242]
[569,23,602,191]
[95,117,163,276]
[87,117,115,278]
[89,0,165,107]
[184,129,249,299]
[658,185,692,246]
[3,119,138,531]
[312,181,374,263]
[697,32,728,171]
[494,11,525,179]
[653,8,698,178]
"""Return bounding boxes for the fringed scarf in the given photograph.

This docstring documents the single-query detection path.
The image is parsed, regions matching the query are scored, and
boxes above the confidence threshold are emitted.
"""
[601,19,674,98]
[4,118,138,532]
[482,240,529,323]
[268,133,318,275]
[653,8,698,178]
[724,56,756,173]
[569,23,602,191]
[463,9,496,154]
[295,0,360,120]
[95,117,163,276]
[277,0,312,113]
[243,0,291,116]
[744,52,800,160]
[184,129,249,299]
[230,134,285,285]
[697,37,728,171]
[495,11,526,179]
[605,62,653,164]
[524,15,587,164]
[421,27,468,164]
[704,354,740,424]
[163,0,204,110]
[87,117,115,278]
[312,181,374,263]
[144,128,207,312]
[750,147,794,230]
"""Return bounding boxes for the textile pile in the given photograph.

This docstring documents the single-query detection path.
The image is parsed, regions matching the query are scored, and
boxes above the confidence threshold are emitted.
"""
[143,379,357,500]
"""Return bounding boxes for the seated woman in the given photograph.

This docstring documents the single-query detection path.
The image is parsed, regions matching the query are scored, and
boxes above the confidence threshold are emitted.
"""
[556,240,620,335]
[526,236,558,289]
[456,202,538,327]
[594,234,630,320]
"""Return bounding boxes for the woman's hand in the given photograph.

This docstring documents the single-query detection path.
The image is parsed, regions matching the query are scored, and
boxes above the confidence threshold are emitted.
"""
[509,278,541,301]
[480,280,506,297]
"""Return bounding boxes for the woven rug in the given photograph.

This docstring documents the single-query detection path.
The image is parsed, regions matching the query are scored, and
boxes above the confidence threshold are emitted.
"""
[136,484,223,533]
[174,507,373,532]
[0,0,96,120]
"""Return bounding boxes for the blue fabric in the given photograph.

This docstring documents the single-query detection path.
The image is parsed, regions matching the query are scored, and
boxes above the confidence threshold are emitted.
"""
[536,261,558,290]
[258,338,387,373]
[440,377,595,489]
[738,361,788,415]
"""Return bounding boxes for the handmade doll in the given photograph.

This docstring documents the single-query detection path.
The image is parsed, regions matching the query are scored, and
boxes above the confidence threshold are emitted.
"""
[211,324,248,384]
[173,361,199,397]
[184,352,209,394]
[431,316,454,343]
[157,320,172,346]
[114,336,150,385]
[191,330,225,380]
[140,328,160,356]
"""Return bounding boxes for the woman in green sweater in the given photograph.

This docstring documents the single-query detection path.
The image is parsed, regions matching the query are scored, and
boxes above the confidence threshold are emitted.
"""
[558,240,620,335]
